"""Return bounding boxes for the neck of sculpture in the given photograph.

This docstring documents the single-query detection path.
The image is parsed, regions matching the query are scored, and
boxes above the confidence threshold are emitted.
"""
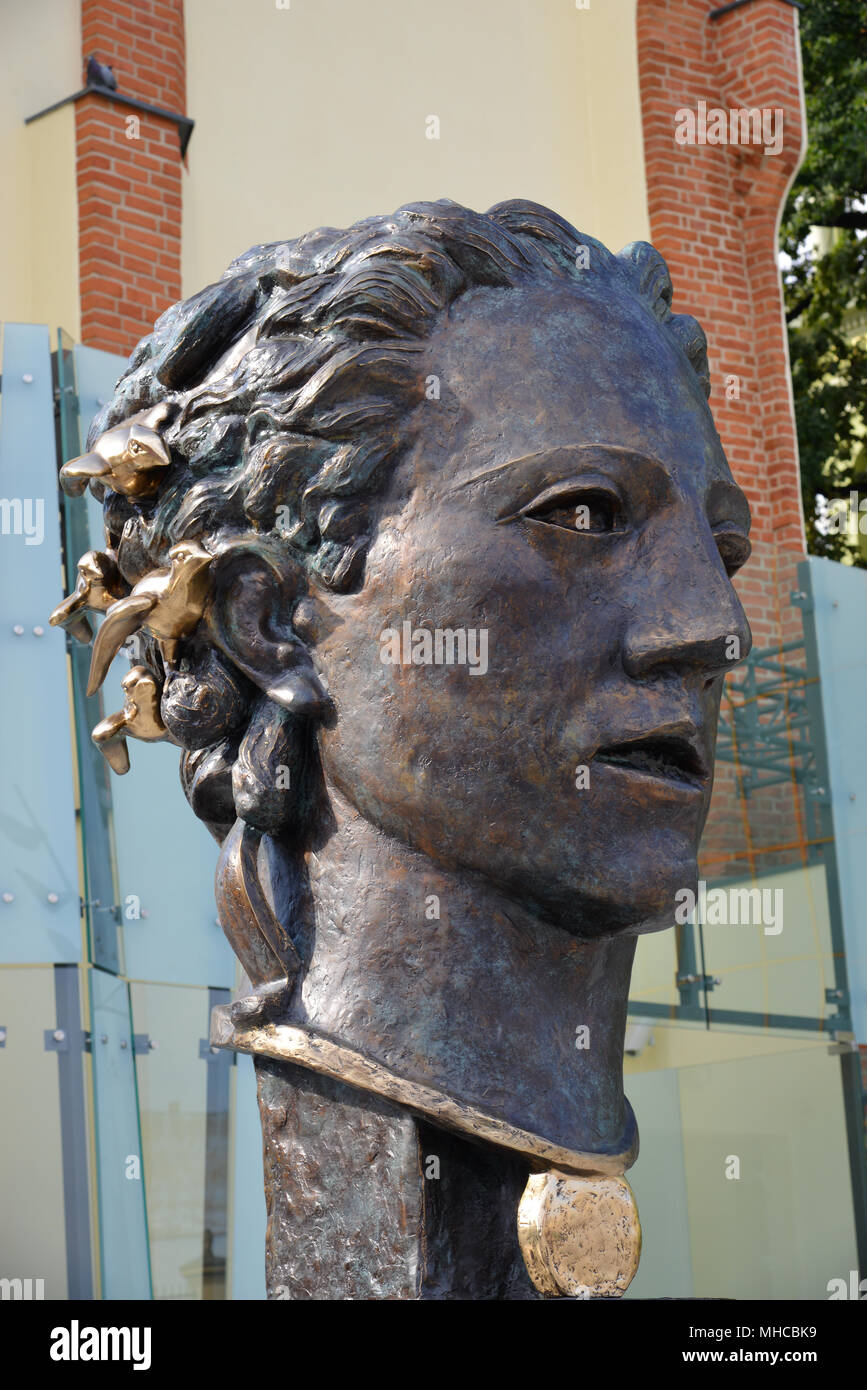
[280,786,637,1163]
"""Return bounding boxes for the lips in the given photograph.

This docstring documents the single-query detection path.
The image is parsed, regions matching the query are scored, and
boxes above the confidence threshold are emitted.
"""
[594,733,708,790]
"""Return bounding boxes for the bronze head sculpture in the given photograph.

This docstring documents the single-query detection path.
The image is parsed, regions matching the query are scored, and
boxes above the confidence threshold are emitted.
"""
[56,199,751,1299]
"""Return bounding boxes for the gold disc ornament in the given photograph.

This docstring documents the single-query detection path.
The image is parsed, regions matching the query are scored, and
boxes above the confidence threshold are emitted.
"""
[517,1171,642,1298]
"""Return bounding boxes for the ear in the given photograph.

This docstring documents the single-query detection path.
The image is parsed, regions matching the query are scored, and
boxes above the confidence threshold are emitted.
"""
[205,544,329,716]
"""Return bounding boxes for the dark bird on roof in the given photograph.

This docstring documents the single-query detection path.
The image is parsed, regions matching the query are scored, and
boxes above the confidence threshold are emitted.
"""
[86,55,117,91]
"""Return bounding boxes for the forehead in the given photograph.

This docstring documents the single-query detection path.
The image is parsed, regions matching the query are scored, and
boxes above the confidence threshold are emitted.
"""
[424,280,732,494]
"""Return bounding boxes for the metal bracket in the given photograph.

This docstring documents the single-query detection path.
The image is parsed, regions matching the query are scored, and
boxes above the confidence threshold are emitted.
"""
[132,1034,155,1055]
[790,588,814,613]
[676,972,721,991]
[44,1028,72,1053]
[79,898,122,924]
[808,785,831,807]
[199,1038,235,1066]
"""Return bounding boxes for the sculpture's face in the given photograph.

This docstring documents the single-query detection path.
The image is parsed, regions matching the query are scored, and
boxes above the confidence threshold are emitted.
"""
[302,281,752,936]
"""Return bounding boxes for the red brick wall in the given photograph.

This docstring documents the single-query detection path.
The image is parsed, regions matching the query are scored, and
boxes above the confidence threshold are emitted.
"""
[76,0,185,354]
[636,0,809,876]
[637,0,805,600]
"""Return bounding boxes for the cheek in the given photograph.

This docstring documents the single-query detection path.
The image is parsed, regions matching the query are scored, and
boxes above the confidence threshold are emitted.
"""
[314,515,614,810]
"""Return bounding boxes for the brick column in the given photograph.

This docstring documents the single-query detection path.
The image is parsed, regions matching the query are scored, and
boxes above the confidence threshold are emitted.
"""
[637,0,805,620]
[76,0,186,354]
[636,0,808,877]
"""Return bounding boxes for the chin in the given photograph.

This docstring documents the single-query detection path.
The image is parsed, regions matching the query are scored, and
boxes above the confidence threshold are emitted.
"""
[511,839,699,940]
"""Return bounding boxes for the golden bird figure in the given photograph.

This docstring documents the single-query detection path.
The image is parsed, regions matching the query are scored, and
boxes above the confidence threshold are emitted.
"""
[86,541,213,696]
[92,665,167,774]
[49,549,128,645]
[60,422,171,499]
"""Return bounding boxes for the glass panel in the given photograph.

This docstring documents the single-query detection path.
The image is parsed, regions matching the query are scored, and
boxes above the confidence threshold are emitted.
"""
[228,1051,267,1299]
[89,966,151,1298]
[130,981,230,1300]
[700,541,839,1029]
[628,921,683,1015]
[625,1032,859,1298]
[807,555,867,1042]
[110,736,232,987]
[0,966,71,1299]
[622,1065,693,1298]
[0,325,81,963]
[56,333,120,972]
[631,539,847,1035]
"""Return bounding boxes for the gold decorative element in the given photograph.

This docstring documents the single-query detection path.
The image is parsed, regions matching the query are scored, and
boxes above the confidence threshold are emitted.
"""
[86,541,213,696]
[92,665,167,774]
[49,549,127,645]
[209,1005,637,1178]
[517,1171,641,1298]
[59,422,171,498]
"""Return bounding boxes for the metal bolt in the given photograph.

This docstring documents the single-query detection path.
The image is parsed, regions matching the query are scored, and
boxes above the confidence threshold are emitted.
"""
[33,626,44,637]
[0,1029,6,1044]
[53,1029,65,1044]
[47,893,59,904]
[850,792,857,802]
[22,373,33,385]
[12,626,24,636]
[2,893,13,904]
[148,1039,158,1051]
[120,1039,128,1050]
[100,1034,108,1044]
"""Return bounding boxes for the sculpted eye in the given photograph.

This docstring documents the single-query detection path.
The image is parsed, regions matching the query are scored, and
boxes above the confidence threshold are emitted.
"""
[714,529,751,577]
[522,487,626,535]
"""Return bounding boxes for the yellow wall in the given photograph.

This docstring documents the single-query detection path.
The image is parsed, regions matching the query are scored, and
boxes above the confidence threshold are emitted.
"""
[1,0,650,351]
[182,0,649,293]
[0,0,81,337]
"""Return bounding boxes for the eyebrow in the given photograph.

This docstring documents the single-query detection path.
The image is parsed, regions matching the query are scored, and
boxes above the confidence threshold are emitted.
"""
[446,444,751,531]
[445,443,674,492]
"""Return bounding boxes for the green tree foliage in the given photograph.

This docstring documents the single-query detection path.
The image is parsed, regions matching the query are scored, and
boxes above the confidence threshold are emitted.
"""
[781,0,867,563]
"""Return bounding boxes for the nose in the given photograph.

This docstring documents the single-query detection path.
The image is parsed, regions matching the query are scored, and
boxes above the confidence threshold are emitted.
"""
[621,524,752,686]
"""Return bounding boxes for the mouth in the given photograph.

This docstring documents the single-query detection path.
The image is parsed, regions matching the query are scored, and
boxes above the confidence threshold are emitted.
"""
[594,733,708,791]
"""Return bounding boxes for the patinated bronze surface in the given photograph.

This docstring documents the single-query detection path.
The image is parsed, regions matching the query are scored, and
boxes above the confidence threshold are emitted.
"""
[53,199,751,1299]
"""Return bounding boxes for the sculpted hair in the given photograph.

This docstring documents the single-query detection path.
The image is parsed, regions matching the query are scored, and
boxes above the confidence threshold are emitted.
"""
[88,198,711,838]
